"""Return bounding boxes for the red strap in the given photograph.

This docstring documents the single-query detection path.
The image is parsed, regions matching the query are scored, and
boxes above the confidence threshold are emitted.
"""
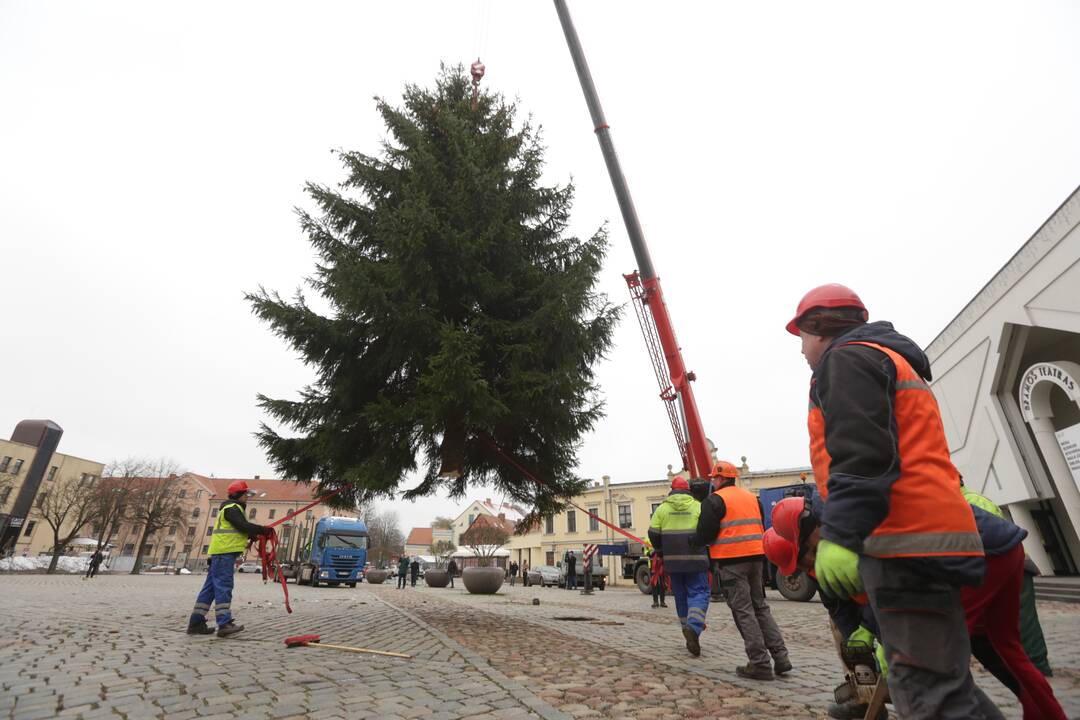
[267,488,343,529]
[252,528,292,614]
[480,435,651,548]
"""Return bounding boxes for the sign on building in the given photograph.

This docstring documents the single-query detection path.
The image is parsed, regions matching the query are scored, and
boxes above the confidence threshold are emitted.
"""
[1054,422,1080,495]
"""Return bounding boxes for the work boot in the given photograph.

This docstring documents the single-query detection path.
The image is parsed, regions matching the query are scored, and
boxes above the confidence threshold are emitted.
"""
[660,601,668,608]
[773,658,793,675]
[826,700,886,720]
[216,621,245,638]
[682,627,701,657]
[651,601,659,608]
[186,622,214,636]
[735,664,775,681]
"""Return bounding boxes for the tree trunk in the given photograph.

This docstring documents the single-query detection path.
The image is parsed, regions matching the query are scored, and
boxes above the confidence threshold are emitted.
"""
[130,524,153,574]
[47,536,62,574]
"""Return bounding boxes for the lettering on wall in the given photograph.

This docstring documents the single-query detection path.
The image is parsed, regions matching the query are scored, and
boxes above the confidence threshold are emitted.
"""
[1019,362,1079,420]
[1054,422,1080,496]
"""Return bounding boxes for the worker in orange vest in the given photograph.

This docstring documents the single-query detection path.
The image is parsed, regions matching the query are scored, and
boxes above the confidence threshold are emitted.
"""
[696,460,790,680]
[788,283,992,719]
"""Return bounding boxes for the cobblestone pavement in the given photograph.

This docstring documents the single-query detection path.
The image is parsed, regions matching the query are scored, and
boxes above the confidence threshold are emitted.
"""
[3,573,1078,719]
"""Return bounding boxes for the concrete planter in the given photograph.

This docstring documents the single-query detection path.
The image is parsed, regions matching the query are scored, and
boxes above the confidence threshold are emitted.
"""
[462,566,504,594]
[424,569,450,588]
[365,569,389,585]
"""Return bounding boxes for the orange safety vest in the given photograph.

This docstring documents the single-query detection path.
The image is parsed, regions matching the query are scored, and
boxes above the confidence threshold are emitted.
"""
[708,485,765,560]
[808,341,982,560]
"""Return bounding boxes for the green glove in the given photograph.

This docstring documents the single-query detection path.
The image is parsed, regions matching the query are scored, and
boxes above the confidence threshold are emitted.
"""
[874,640,888,680]
[814,539,863,598]
[848,625,874,647]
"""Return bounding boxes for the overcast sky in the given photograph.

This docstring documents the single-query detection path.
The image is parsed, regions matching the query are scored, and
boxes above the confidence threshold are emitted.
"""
[3,1,1079,534]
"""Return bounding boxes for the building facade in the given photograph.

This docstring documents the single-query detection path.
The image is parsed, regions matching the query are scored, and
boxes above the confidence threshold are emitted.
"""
[506,464,812,585]
[927,185,1080,577]
[449,497,526,548]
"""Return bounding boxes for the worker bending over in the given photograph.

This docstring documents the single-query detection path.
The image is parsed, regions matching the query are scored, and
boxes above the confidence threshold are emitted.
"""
[696,460,790,680]
[788,283,988,719]
[648,476,710,657]
[187,480,271,638]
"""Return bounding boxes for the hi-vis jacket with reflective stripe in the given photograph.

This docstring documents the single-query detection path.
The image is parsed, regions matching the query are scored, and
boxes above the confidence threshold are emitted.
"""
[808,327,982,577]
[208,502,249,555]
[707,485,764,560]
[648,491,708,573]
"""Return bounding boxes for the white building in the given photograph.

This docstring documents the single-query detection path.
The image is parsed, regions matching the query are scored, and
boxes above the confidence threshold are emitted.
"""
[927,185,1080,577]
[449,497,525,547]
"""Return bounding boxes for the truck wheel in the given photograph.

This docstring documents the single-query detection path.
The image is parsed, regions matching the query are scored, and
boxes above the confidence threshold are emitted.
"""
[347,582,357,588]
[311,568,320,588]
[776,570,817,602]
[635,564,651,594]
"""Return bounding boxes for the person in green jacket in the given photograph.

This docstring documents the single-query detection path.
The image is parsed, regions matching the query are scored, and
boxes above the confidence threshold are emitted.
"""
[397,555,410,589]
[962,479,1053,677]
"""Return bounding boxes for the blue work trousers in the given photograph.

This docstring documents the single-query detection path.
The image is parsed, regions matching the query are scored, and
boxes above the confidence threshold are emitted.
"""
[189,552,239,627]
[669,570,710,636]
[566,570,577,590]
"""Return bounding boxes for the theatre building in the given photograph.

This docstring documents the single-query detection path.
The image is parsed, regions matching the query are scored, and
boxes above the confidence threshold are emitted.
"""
[927,185,1080,577]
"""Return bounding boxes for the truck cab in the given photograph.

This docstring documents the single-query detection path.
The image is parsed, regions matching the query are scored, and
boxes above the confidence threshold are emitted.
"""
[293,516,369,588]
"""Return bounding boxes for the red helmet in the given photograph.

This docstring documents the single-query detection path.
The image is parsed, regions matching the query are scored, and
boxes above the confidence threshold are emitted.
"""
[227,480,250,496]
[670,476,690,491]
[709,461,739,480]
[770,497,808,544]
[786,283,868,336]
[763,528,798,576]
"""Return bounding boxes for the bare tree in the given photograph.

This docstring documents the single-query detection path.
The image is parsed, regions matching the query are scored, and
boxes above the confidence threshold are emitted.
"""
[127,458,184,574]
[38,475,97,573]
[430,539,456,568]
[431,516,454,530]
[461,516,510,568]
[90,459,144,555]
[362,507,404,569]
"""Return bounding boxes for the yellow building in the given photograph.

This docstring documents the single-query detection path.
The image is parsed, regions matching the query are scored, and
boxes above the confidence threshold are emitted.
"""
[0,421,105,558]
[506,461,812,585]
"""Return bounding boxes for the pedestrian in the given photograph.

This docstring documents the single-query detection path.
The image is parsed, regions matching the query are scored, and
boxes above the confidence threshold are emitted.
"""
[409,558,420,587]
[648,547,668,608]
[788,284,990,719]
[697,460,790,680]
[564,550,577,590]
[397,555,409,589]
[648,476,710,657]
[509,560,518,587]
[767,495,1067,720]
[521,561,529,585]
[84,549,104,579]
[186,480,270,638]
[447,558,458,588]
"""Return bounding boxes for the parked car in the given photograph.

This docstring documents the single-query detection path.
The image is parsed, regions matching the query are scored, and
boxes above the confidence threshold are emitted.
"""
[524,565,560,587]
[237,562,261,573]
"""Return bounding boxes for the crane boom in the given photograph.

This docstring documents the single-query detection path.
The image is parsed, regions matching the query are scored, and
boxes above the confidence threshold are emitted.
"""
[553,0,712,479]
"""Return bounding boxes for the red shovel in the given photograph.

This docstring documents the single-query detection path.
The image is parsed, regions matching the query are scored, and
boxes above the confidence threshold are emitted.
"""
[283,634,411,659]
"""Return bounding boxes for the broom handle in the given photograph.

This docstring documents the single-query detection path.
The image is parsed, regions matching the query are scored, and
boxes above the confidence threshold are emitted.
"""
[308,642,411,659]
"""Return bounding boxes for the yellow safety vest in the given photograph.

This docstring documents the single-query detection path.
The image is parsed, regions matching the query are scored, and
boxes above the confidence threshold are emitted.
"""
[208,502,248,555]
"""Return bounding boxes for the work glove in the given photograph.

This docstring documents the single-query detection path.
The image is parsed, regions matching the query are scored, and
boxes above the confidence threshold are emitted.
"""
[257,526,273,538]
[847,625,875,648]
[874,640,888,680]
[814,539,862,598]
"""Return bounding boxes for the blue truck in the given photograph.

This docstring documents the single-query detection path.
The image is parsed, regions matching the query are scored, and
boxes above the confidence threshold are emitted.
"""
[758,481,819,601]
[284,516,369,588]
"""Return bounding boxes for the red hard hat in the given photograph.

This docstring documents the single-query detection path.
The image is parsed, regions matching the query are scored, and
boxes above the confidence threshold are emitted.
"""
[227,480,250,496]
[786,283,868,336]
[770,497,808,545]
[670,476,690,491]
[763,528,798,576]
[709,461,739,480]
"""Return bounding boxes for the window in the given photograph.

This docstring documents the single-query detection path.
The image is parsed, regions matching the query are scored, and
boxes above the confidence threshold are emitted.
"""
[546,551,555,566]
[618,503,633,529]
[468,513,476,526]
[206,528,213,537]
[248,508,257,519]
[305,510,313,519]
[182,544,192,554]
[566,510,577,533]
[191,507,200,519]
[0,487,11,506]
[168,525,177,535]
[122,543,135,556]
[0,457,10,472]
[268,509,276,519]
[281,527,291,542]
[162,546,172,561]
[650,503,661,516]
[36,492,47,509]
[178,489,187,498]
[23,520,36,537]
[587,506,599,532]
[544,515,554,534]
[202,545,209,554]
[12,459,24,475]
[46,466,57,482]
[186,527,195,538]
[211,508,218,517]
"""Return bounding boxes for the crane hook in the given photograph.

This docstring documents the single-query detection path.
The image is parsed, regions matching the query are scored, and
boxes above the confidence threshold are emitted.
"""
[470,57,486,111]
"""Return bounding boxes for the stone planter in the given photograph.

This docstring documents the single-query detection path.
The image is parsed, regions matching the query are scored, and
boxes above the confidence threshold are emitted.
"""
[424,569,450,588]
[365,569,389,585]
[462,566,504,594]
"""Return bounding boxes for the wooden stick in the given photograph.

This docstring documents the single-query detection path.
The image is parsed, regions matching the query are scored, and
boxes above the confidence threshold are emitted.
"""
[863,677,888,720]
[303,642,411,659]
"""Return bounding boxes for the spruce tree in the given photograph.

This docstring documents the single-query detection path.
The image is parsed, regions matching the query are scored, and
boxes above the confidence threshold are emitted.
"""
[248,66,619,518]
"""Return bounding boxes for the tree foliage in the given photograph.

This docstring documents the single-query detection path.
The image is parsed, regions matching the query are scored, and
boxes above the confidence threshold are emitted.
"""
[248,66,618,515]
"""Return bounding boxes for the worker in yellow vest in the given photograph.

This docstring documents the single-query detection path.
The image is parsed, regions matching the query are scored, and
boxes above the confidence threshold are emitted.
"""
[697,460,791,680]
[187,480,271,637]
